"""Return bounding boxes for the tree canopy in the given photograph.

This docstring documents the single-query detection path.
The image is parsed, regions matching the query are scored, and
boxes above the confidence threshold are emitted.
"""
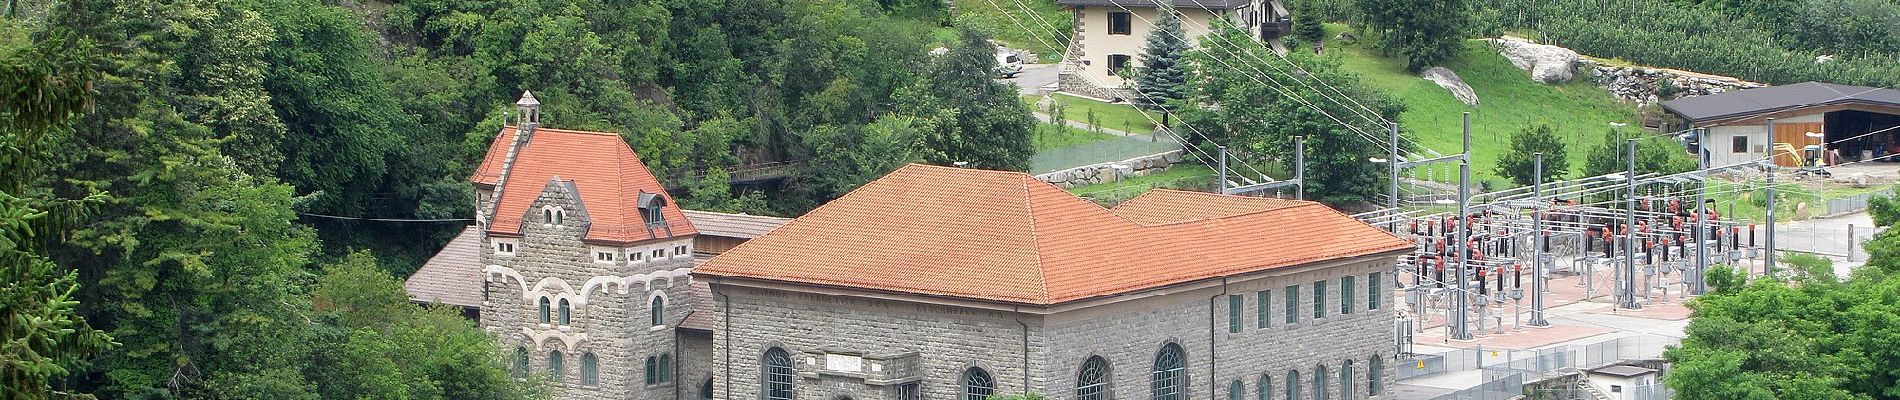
[1494,123,1570,186]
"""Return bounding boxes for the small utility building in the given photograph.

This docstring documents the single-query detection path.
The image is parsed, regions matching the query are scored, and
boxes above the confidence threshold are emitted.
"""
[1663,82,1900,167]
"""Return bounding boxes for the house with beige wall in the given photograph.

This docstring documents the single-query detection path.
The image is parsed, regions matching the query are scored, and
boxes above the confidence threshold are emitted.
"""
[1057,0,1289,100]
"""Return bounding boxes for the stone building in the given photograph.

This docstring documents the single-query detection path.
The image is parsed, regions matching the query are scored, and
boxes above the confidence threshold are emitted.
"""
[468,92,704,400]
[696,164,1411,400]
[1056,0,1289,100]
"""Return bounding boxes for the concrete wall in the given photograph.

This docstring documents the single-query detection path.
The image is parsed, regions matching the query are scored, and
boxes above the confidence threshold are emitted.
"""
[1064,6,1236,99]
[482,180,698,400]
[1041,257,1398,400]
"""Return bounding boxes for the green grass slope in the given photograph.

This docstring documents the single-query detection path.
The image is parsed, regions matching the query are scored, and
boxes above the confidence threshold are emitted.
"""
[1333,36,1641,187]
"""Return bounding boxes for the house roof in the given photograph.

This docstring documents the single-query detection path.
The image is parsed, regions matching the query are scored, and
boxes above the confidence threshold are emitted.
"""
[1054,0,1251,9]
[1661,82,1900,123]
[695,164,1411,306]
[677,282,715,332]
[471,126,696,244]
[1589,365,1658,378]
[404,226,484,308]
[682,209,791,239]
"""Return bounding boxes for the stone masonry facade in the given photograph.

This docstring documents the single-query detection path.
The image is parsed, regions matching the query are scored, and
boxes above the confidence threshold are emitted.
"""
[709,254,1397,400]
[481,178,698,400]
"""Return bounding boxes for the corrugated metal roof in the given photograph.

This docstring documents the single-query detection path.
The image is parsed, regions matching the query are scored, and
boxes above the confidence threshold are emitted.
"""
[682,209,791,239]
[696,164,1411,305]
[405,226,484,307]
[1055,0,1251,9]
[1662,82,1900,122]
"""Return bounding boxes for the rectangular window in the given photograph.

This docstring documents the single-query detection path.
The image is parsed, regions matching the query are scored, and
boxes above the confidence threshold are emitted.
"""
[675,245,688,256]
[1313,280,1327,319]
[1284,285,1299,324]
[1107,54,1131,77]
[1256,290,1270,328]
[1368,272,1382,310]
[896,382,922,400]
[653,249,665,259]
[1108,12,1132,35]
[495,242,515,254]
[1228,295,1244,333]
[1732,135,1748,153]
[1342,276,1356,315]
[631,251,644,262]
[596,251,615,262]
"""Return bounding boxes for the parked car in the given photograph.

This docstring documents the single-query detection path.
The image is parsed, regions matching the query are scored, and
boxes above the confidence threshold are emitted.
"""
[995,52,1023,78]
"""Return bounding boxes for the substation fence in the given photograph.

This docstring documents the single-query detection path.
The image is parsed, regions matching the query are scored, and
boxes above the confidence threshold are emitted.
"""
[1826,188,1896,216]
[1399,335,1680,399]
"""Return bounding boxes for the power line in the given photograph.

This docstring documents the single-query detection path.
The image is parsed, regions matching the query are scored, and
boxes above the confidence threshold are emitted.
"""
[297,212,475,223]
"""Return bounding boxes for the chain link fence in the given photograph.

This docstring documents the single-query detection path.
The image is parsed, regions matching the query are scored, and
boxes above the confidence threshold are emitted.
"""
[1400,335,1680,399]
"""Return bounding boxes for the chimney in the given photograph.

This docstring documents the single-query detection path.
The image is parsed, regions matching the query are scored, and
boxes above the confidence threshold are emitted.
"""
[485,90,542,227]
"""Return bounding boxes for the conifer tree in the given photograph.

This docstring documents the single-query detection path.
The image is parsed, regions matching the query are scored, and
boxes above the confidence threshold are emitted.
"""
[1133,5,1188,114]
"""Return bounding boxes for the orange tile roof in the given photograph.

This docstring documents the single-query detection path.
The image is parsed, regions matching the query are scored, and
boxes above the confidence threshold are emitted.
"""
[471,126,696,244]
[1110,189,1306,225]
[696,164,1410,305]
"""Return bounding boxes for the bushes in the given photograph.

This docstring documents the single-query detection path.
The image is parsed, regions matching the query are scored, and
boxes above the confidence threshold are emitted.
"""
[1476,0,1900,88]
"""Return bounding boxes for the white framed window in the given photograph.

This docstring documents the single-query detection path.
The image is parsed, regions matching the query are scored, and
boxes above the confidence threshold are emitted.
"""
[653,249,665,259]
[673,244,689,257]
[494,239,518,256]
[631,250,645,262]
[541,206,566,225]
[596,251,616,263]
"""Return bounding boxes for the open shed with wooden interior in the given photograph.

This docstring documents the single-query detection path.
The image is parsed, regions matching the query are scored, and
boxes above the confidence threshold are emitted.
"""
[1662,82,1900,168]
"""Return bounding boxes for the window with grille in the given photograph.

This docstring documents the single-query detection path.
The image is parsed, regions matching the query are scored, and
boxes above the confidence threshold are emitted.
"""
[582,353,600,386]
[1077,356,1110,400]
[1151,343,1186,400]
[1313,280,1327,319]
[647,356,660,385]
[1284,286,1298,324]
[1109,12,1132,35]
[1367,273,1381,310]
[597,251,615,262]
[964,367,994,400]
[1227,295,1243,333]
[764,348,794,400]
[660,354,673,382]
[897,382,922,400]
[1256,290,1270,328]
[1342,276,1355,315]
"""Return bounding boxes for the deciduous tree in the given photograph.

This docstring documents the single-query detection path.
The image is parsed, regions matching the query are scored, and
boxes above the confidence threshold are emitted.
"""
[1494,124,1570,186]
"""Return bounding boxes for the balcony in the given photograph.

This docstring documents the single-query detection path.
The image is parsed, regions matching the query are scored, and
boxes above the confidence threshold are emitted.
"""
[1260,17,1292,41]
[797,350,922,386]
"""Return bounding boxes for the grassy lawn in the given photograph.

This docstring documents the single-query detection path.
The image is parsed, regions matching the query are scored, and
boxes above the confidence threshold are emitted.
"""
[1033,122,1119,151]
[1021,94,1161,134]
[1328,27,1641,188]
[1709,180,1897,223]
[1067,165,1217,206]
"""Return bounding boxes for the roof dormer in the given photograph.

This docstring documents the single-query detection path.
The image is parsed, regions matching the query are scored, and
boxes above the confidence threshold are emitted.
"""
[638,191,668,229]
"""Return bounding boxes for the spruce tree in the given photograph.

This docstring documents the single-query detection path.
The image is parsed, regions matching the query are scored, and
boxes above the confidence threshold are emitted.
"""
[1134,5,1188,113]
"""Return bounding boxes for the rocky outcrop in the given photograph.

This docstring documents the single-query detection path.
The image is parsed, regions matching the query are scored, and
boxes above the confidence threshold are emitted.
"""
[1486,38,1580,84]
[1035,150,1185,188]
[1586,62,1765,107]
[1421,67,1480,106]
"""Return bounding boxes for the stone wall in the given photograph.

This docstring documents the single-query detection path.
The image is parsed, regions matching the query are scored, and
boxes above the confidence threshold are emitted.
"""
[1036,149,1185,189]
[1042,256,1399,400]
[1058,70,1132,103]
[1585,61,1765,107]
[481,179,698,400]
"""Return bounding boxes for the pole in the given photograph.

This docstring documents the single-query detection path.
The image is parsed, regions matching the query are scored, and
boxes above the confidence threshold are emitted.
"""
[1623,138,1641,310]
[1453,112,1473,341]
[1529,152,1550,327]
[1766,162,1777,277]
[1218,145,1229,194]
[1694,127,1709,295]
[1293,136,1306,201]
[1389,123,1401,231]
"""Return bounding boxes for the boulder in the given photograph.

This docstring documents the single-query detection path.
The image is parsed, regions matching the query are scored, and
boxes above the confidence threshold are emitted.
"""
[1036,95,1057,114]
[1488,38,1580,84]
[1420,67,1480,106]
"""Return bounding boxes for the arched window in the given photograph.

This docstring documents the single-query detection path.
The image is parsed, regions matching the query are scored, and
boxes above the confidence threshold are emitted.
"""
[513,346,529,377]
[1285,370,1300,400]
[1151,343,1186,400]
[1228,380,1244,400]
[963,367,995,400]
[646,356,659,384]
[701,377,715,400]
[660,354,673,382]
[1257,374,1272,400]
[652,296,667,327]
[1077,356,1110,400]
[764,348,794,400]
[558,299,571,326]
[1313,365,1328,400]
[1368,356,1383,395]
[545,208,554,223]
[1340,360,1354,400]
[555,209,564,224]
[537,297,551,324]
[581,353,600,386]
[549,351,565,382]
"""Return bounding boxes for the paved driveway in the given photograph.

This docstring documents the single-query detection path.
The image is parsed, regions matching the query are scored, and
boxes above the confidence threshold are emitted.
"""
[1003,63,1059,95]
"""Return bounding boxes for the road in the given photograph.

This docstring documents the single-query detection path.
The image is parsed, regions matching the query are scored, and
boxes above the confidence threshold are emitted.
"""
[1003,63,1059,95]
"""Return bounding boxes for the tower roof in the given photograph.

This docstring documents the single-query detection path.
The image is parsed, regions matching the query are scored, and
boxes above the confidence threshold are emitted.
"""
[697,164,1409,305]
[471,126,696,244]
[515,90,541,107]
